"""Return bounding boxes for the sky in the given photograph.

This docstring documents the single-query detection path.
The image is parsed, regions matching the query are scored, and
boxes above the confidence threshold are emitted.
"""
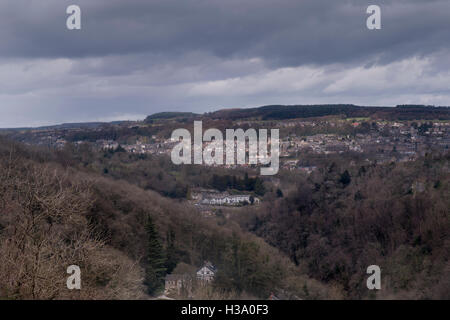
[1,0,450,127]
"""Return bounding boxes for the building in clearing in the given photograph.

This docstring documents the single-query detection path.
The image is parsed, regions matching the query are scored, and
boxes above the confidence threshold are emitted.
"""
[164,262,217,296]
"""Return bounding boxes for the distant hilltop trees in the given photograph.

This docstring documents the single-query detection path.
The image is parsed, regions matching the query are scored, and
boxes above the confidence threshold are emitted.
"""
[395,104,440,108]
[145,112,199,123]
[205,104,450,121]
[142,104,450,125]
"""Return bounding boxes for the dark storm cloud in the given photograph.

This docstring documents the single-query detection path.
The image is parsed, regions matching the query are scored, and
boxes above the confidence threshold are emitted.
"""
[1,0,450,127]
[1,0,449,67]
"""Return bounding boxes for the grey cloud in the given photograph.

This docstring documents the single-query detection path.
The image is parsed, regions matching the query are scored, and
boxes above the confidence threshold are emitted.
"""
[1,0,449,67]
[0,0,450,127]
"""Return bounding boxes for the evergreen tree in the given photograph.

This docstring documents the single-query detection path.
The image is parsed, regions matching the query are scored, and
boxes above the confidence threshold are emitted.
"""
[115,144,126,153]
[244,173,250,190]
[339,170,351,187]
[144,215,166,295]
[276,188,284,198]
[165,228,177,274]
[254,178,266,196]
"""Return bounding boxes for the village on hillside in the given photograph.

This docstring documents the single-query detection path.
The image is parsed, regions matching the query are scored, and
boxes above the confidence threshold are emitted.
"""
[8,119,450,171]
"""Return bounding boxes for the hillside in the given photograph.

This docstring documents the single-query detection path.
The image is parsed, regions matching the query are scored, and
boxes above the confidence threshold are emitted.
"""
[235,153,450,299]
[1,111,449,300]
[0,137,329,300]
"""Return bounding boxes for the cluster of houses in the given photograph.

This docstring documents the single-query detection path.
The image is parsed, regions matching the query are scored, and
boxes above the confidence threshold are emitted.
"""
[93,120,450,171]
[280,134,364,156]
[191,190,261,206]
[164,262,217,297]
[276,121,450,168]
[96,138,178,155]
[201,194,260,206]
[12,120,450,169]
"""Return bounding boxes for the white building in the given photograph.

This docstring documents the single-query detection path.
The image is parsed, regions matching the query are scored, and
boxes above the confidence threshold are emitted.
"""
[196,262,217,282]
[201,194,260,206]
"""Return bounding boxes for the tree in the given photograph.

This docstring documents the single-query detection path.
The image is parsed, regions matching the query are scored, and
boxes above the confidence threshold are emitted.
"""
[276,188,284,198]
[165,228,178,274]
[144,215,166,295]
[244,172,250,190]
[115,144,126,153]
[339,170,351,187]
[254,178,266,196]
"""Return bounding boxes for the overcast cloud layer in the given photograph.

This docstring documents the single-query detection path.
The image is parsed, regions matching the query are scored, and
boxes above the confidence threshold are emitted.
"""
[1,0,450,127]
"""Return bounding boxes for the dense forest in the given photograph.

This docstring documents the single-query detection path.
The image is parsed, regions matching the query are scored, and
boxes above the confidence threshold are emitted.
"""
[236,153,450,299]
[0,137,330,299]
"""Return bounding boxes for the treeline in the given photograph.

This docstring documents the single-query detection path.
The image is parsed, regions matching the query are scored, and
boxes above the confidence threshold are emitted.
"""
[209,104,450,121]
[210,173,266,195]
[65,124,162,143]
[144,112,198,122]
[280,120,379,138]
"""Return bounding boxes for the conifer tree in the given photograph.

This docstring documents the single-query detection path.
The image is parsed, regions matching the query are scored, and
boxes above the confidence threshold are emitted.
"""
[165,228,177,274]
[254,178,265,196]
[144,215,166,295]
[339,170,351,187]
